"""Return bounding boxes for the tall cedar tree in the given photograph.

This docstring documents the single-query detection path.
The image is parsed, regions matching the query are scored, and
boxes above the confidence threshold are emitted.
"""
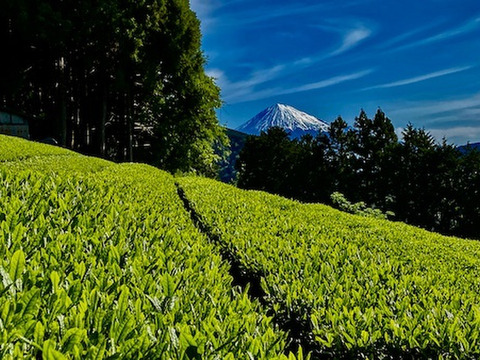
[236,127,296,196]
[348,109,398,205]
[0,0,226,175]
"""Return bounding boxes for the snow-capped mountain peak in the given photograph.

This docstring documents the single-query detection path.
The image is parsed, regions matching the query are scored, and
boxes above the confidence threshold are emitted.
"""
[236,104,328,138]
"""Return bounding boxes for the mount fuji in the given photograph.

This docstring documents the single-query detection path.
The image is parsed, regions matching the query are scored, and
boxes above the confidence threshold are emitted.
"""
[236,104,329,139]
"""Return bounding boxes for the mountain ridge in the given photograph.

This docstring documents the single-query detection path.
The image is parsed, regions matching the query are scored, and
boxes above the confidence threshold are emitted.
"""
[237,104,329,139]
[458,142,480,154]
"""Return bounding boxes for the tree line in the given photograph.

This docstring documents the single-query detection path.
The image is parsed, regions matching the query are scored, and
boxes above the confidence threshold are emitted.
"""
[0,0,225,175]
[236,109,480,239]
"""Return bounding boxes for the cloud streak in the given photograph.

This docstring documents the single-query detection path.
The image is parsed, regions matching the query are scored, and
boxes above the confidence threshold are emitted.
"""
[429,126,480,144]
[379,92,480,144]
[392,16,480,52]
[330,26,372,56]
[377,21,445,50]
[210,65,286,99]
[395,125,480,144]
[190,0,248,32]
[364,66,473,90]
[390,92,480,118]
[284,70,373,94]
[200,1,365,29]
[309,20,375,59]
[224,69,373,103]
[208,20,374,104]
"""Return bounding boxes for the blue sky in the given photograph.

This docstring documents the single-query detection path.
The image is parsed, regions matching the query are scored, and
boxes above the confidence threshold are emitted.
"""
[191,0,480,144]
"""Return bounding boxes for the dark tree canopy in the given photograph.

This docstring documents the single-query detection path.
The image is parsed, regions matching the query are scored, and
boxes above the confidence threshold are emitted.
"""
[0,0,226,175]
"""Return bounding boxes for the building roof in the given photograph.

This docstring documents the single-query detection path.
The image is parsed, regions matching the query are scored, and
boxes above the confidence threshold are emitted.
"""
[0,110,29,125]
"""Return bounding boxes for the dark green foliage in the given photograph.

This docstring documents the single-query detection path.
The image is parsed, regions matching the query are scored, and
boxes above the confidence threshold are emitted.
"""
[347,109,398,207]
[218,128,249,183]
[236,127,332,202]
[456,148,480,236]
[236,127,297,196]
[0,0,225,174]
[236,110,480,239]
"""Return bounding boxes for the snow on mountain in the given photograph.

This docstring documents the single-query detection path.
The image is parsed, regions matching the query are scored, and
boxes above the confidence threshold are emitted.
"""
[236,104,329,138]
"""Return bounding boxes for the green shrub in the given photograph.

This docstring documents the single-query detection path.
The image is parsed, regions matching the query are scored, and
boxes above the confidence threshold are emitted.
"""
[330,191,395,219]
[178,177,480,359]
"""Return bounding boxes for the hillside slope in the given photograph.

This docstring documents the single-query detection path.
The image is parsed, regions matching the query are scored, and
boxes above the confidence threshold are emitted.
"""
[177,176,480,358]
[0,135,291,359]
[3,134,480,359]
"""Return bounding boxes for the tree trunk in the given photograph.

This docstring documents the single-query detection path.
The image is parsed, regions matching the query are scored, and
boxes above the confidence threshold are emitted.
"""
[127,97,133,162]
[100,88,107,157]
[57,57,67,146]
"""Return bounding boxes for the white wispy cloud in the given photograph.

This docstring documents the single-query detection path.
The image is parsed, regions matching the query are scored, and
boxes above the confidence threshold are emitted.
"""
[383,92,480,144]
[395,112,480,143]
[203,1,363,29]
[236,3,334,25]
[265,22,374,72]
[190,0,244,16]
[463,108,480,116]
[429,126,480,144]
[394,125,480,144]
[363,66,473,90]
[192,2,326,32]
[209,21,374,103]
[284,70,373,94]
[310,20,375,58]
[209,65,287,101]
[330,26,372,56]
[392,16,480,52]
[190,0,246,32]
[420,16,480,43]
[189,0,217,32]
[379,23,439,49]
[224,69,373,104]
[205,68,224,81]
[390,92,480,118]
[189,0,211,17]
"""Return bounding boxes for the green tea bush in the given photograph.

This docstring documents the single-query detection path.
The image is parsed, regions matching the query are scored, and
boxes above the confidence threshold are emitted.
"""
[0,135,293,359]
[0,135,73,162]
[178,176,480,359]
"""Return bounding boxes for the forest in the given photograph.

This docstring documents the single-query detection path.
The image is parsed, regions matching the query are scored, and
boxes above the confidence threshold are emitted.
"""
[0,0,226,176]
[236,109,480,239]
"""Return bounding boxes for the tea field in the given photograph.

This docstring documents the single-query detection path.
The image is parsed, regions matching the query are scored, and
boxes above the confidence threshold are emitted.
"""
[176,178,480,359]
[1,134,480,359]
[0,135,293,359]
